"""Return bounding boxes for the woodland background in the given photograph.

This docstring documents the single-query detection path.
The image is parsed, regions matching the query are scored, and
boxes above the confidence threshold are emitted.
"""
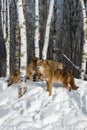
[0,0,87,79]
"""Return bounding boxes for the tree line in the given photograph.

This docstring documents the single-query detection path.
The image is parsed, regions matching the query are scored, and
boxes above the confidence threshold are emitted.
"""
[0,0,87,80]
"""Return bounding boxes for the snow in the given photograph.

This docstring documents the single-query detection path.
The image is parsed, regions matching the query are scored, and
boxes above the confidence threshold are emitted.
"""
[0,78,87,130]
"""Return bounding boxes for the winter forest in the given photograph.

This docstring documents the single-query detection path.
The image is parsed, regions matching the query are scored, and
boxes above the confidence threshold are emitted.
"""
[1,0,87,130]
[0,0,87,80]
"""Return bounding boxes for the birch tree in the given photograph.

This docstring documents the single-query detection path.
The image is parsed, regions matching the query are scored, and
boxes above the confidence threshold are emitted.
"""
[35,0,40,57]
[16,0,27,79]
[3,0,7,40]
[0,0,6,77]
[1,0,4,37]
[15,21,20,70]
[1,0,8,40]
[80,0,87,79]
[1,0,10,76]
[6,0,10,75]
[42,0,55,59]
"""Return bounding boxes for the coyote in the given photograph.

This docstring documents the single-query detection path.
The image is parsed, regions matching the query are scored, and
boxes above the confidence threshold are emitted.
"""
[37,60,78,96]
[7,69,21,86]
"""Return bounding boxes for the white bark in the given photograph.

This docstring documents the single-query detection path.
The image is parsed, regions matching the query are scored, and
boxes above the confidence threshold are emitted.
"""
[6,0,10,76]
[3,0,6,40]
[42,0,54,59]
[1,0,6,39]
[1,0,10,76]
[1,0,4,34]
[17,0,27,78]
[35,0,40,57]
[80,0,87,79]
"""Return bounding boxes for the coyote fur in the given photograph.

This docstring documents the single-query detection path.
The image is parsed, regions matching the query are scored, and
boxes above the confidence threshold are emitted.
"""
[26,57,40,81]
[7,69,21,86]
[37,60,78,96]
[26,57,65,81]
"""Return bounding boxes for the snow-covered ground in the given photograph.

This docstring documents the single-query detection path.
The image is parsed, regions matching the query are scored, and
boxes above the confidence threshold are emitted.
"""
[0,78,87,130]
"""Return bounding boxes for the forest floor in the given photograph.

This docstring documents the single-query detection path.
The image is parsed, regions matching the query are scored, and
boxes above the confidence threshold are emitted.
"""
[0,78,87,130]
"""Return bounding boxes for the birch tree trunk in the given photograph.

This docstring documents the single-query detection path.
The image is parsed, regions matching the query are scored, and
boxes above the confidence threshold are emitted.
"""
[1,0,7,40]
[1,0,10,76]
[42,0,54,59]
[80,0,87,79]
[0,0,6,77]
[1,0,4,36]
[15,21,20,70]
[16,0,27,79]
[35,0,40,57]
[3,0,7,40]
[6,0,10,76]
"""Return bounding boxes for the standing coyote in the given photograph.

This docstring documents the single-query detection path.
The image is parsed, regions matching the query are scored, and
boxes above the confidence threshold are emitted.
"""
[37,60,78,96]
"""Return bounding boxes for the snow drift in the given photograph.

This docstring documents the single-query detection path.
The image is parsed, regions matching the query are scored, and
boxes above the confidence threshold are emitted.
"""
[0,78,87,130]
